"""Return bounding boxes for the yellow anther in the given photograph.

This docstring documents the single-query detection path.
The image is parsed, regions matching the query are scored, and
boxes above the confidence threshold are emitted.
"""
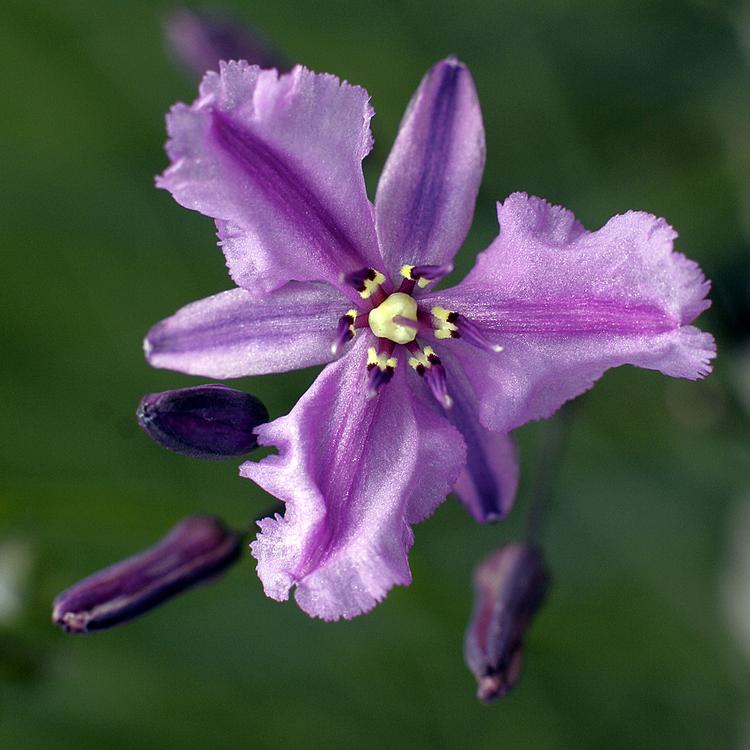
[408,346,437,371]
[400,265,431,288]
[359,270,386,299]
[367,346,398,372]
[400,264,415,280]
[368,292,419,344]
[431,306,458,339]
[345,309,358,335]
[431,306,454,323]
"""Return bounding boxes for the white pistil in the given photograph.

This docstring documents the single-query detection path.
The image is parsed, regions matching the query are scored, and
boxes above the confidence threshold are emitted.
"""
[368,293,419,344]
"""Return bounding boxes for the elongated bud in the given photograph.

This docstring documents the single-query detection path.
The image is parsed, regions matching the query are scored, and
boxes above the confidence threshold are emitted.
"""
[52,515,242,634]
[137,385,268,459]
[163,7,289,78]
[464,543,550,702]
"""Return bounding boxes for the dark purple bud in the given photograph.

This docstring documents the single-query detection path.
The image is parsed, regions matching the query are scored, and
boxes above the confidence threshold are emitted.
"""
[464,543,550,703]
[52,515,242,634]
[137,384,268,459]
[164,7,289,78]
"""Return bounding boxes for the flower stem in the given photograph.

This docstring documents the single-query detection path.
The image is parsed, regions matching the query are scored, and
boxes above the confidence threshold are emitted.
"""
[524,404,574,545]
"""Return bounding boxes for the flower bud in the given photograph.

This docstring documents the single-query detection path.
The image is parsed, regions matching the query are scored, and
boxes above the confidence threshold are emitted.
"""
[464,543,550,702]
[137,385,268,459]
[163,7,289,79]
[52,515,242,634]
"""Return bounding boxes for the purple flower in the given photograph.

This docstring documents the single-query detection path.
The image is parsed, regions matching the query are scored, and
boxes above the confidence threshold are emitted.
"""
[145,59,715,620]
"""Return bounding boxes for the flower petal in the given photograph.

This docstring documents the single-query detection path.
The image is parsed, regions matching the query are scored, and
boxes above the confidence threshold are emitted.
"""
[438,350,519,523]
[145,281,348,378]
[157,62,381,296]
[375,58,485,278]
[425,193,716,432]
[241,337,466,620]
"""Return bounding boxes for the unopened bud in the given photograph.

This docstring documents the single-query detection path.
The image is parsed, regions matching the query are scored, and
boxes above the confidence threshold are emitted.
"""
[164,7,289,78]
[464,543,550,702]
[137,385,268,459]
[52,515,242,634]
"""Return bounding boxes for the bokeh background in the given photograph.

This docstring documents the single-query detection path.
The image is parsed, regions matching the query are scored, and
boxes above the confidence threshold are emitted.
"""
[2,0,750,747]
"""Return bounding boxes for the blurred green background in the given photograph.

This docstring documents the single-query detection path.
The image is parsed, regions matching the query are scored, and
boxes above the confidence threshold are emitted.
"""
[2,0,750,747]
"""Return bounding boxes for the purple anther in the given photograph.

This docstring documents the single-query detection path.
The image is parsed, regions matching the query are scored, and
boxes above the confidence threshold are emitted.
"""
[342,267,378,293]
[456,315,503,353]
[137,385,268,460]
[411,262,453,282]
[52,516,243,634]
[366,364,395,398]
[464,543,550,702]
[423,361,453,409]
[331,313,355,356]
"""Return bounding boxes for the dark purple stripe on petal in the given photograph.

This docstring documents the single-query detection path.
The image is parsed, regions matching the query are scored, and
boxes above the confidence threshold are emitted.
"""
[402,63,461,257]
[242,337,467,620]
[425,292,678,336]
[437,348,519,523]
[451,397,505,522]
[144,284,345,379]
[211,111,365,275]
[52,516,242,634]
[158,63,379,295]
[464,544,550,702]
[375,59,485,276]
[483,298,676,335]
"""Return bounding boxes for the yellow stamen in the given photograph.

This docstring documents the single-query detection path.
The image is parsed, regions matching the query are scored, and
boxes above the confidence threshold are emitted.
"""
[345,309,358,336]
[431,305,458,339]
[359,270,386,299]
[400,264,430,288]
[408,346,437,371]
[367,347,398,372]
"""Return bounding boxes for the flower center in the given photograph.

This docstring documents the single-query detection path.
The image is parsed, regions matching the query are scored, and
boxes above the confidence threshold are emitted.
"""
[368,292,418,344]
